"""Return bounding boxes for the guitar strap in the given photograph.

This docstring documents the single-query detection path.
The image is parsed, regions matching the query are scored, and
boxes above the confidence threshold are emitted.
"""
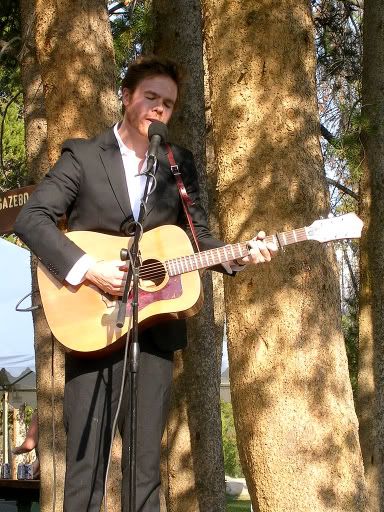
[165,144,201,252]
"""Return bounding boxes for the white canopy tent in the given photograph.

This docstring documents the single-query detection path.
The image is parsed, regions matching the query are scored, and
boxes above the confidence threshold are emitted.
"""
[0,237,34,376]
[0,238,35,464]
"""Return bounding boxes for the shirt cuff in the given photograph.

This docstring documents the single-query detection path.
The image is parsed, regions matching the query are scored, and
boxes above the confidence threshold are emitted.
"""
[65,254,96,285]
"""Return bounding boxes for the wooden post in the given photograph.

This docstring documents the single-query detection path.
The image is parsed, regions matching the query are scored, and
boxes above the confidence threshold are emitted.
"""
[2,392,9,463]
[12,408,18,478]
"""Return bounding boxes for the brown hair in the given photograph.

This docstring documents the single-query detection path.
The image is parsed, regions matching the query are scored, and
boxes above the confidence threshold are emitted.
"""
[121,55,182,95]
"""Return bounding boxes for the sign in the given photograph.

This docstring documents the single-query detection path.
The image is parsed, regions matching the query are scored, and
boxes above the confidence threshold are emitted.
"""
[0,185,36,235]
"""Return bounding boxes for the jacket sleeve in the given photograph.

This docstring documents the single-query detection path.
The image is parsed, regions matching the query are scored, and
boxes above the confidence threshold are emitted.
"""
[14,141,86,282]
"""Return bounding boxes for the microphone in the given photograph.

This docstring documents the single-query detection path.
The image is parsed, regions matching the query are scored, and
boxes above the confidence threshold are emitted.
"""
[147,121,168,163]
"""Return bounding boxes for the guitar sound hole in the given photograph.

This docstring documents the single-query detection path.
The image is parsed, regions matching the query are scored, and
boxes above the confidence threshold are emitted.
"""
[140,259,166,287]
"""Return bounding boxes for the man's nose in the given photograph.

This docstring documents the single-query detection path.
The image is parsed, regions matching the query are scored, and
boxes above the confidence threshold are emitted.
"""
[153,102,164,114]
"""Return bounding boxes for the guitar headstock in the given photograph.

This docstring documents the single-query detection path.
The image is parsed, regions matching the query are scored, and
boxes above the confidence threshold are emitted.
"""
[306,213,363,243]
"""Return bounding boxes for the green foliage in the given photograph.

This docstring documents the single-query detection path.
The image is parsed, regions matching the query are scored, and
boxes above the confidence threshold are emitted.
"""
[0,0,21,82]
[313,1,363,216]
[0,2,26,190]
[110,0,153,75]
[0,90,27,189]
[326,107,366,186]
[221,401,243,478]
[226,497,251,512]
[342,297,358,396]
[24,405,35,429]
[313,0,361,86]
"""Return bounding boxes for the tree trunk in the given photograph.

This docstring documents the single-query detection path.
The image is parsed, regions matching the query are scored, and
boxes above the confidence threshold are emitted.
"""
[30,2,119,510]
[202,1,368,511]
[19,0,49,185]
[358,1,384,510]
[19,3,56,512]
[153,2,226,511]
[35,0,118,160]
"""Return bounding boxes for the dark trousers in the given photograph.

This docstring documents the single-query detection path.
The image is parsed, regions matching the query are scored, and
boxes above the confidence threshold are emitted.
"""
[63,334,174,512]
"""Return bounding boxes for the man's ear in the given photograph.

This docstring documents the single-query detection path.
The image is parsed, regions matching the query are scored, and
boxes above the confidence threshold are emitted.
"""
[121,87,131,107]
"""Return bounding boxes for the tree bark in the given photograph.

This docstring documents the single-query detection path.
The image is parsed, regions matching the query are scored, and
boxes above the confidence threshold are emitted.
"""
[202,1,368,511]
[153,1,226,511]
[35,0,118,160]
[19,3,57,512]
[358,0,384,510]
[29,1,119,510]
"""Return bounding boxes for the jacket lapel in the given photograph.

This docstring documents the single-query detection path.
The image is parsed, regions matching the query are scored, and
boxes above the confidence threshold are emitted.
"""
[98,128,132,219]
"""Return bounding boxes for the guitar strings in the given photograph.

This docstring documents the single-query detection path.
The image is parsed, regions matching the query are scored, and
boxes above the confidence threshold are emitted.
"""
[134,228,309,280]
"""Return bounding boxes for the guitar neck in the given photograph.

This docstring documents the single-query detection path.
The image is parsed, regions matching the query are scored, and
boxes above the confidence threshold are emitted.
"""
[165,227,309,276]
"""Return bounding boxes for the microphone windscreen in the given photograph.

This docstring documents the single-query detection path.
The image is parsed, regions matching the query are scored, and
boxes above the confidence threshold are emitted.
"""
[148,121,168,143]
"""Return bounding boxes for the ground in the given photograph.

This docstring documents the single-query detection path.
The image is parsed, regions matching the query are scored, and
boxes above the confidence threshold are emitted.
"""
[227,496,252,511]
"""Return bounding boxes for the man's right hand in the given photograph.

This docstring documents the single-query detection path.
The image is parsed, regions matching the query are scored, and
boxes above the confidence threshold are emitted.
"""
[85,260,128,296]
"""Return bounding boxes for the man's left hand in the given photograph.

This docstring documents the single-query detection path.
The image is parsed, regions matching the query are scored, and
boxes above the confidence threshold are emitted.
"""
[235,231,278,266]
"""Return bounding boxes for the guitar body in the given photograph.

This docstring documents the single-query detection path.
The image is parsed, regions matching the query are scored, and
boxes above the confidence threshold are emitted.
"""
[37,225,203,353]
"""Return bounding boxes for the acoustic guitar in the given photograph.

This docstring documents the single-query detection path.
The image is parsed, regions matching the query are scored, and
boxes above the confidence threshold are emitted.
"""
[37,213,363,352]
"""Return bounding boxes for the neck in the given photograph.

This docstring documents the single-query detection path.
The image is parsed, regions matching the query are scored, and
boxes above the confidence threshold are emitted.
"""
[118,119,148,159]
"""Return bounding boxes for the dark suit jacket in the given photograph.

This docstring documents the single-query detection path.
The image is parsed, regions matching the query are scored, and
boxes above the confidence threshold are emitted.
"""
[15,127,230,351]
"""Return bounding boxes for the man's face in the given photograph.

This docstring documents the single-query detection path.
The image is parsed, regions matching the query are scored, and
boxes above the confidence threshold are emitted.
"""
[122,75,178,139]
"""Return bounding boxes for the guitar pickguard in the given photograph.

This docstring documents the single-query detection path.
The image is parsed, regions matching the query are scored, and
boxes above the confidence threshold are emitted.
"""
[125,275,183,317]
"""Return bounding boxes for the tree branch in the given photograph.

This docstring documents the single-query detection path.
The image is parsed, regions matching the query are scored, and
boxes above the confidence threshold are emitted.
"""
[341,0,363,10]
[320,124,337,146]
[326,178,358,200]
[0,37,21,59]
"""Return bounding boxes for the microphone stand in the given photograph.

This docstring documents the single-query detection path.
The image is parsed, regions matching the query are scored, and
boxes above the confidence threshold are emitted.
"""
[116,156,157,512]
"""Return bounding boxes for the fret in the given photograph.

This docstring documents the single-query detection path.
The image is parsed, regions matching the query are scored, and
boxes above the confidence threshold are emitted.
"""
[167,259,175,276]
[215,247,221,264]
[196,252,203,269]
[293,229,298,242]
[179,257,186,273]
[193,252,199,270]
[184,256,190,272]
[237,242,244,259]
[187,256,194,271]
[207,249,214,266]
[276,232,285,249]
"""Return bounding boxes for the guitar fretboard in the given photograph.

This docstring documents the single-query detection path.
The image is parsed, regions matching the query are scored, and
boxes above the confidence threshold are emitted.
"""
[162,227,309,277]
